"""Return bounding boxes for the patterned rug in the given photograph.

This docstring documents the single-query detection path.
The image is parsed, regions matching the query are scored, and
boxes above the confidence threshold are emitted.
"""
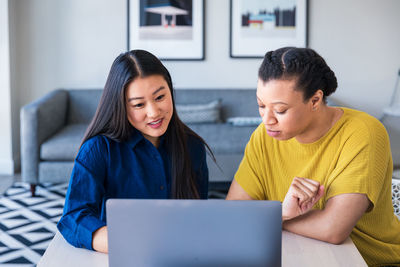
[0,182,68,267]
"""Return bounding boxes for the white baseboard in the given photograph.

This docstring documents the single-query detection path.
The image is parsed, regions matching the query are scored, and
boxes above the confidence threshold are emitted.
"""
[0,159,14,175]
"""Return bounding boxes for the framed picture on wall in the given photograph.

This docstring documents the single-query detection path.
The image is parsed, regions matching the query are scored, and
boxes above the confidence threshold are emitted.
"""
[230,0,308,58]
[128,0,205,61]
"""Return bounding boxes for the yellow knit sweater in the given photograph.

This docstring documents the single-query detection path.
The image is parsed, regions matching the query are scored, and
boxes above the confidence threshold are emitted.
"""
[235,108,400,266]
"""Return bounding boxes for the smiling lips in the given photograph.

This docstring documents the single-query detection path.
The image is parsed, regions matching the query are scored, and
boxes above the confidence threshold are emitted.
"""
[148,118,163,129]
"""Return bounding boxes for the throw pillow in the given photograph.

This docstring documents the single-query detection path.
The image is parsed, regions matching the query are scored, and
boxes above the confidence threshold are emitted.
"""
[176,99,221,124]
[227,116,262,127]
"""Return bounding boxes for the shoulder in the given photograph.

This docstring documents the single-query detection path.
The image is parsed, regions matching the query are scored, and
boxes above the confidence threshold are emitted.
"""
[333,108,391,157]
[341,108,382,129]
[80,135,109,152]
[340,108,388,143]
[77,135,117,160]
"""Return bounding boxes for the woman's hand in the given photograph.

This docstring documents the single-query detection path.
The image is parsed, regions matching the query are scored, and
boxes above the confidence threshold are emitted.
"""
[282,177,324,221]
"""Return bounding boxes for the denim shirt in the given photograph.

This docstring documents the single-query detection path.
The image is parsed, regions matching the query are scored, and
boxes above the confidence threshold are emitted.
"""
[57,130,209,250]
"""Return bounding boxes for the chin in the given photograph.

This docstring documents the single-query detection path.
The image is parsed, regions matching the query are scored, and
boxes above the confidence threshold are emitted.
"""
[152,127,168,137]
[273,136,290,141]
[274,132,293,141]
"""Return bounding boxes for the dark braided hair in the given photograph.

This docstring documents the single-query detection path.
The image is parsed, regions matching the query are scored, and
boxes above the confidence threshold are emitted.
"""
[258,47,338,102]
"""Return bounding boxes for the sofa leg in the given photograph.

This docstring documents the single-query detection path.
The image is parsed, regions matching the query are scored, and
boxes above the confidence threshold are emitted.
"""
[30,184,37,197]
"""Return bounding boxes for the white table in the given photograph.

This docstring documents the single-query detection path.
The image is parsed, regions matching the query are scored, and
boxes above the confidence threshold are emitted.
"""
[38,231,366,267]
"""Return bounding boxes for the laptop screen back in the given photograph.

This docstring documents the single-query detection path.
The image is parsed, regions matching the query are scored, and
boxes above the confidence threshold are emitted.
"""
[107,199,282,267]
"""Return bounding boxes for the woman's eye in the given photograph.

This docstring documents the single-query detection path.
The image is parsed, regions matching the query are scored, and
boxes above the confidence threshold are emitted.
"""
[258,104,265,109]
[156,95,165,101]
[276,110,287,115]
[133,103,144,108]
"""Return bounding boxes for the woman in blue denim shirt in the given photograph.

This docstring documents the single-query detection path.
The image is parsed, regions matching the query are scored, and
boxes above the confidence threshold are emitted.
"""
[57,50,212,253]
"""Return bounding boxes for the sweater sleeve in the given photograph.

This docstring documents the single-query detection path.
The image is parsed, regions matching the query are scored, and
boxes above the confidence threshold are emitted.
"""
[57,136,108,250]
[324,118,391,210]
[234,124,268,200]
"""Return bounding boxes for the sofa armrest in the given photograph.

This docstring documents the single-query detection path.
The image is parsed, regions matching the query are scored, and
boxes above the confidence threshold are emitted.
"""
[20,89,68,184]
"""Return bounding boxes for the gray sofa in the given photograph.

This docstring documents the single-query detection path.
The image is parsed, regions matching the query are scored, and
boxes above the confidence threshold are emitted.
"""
[21,89,259,196]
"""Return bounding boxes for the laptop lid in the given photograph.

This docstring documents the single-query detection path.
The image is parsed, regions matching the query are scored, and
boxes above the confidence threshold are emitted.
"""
[106,199,282,267]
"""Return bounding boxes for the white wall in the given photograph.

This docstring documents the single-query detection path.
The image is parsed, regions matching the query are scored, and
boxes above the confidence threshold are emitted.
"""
[309,0,400,117]
[10,0,127,107]
[5,0,400,173]
[8,0,20,172]
[7,0,127,174]
[164,0,262,88]
[0,0,14,174]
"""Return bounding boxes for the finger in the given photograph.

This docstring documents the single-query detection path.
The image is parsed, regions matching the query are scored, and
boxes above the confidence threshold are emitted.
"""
[302,185,325,211]
[290,183,313,206]
[300,177,320,186]
[315,185,325,202]
[301,200,314,212]
[291,180,316,203]
[298,198,312,213]
[294,177,319,185]
[290,183,309,204]
[295,177,320,194]
[307,184,324,205]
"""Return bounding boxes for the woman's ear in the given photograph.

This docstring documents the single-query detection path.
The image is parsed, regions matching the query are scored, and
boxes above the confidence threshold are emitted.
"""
[311,90,324,110]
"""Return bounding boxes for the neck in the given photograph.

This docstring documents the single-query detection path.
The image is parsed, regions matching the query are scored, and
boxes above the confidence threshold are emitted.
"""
[144,135,160,148]
[295,106,342,144]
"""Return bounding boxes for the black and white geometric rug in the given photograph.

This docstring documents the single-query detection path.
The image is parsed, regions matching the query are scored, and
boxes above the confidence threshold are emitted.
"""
[0,182,68,267]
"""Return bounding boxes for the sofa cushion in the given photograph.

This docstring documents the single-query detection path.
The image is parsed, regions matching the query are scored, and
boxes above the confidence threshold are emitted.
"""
[39,161,75,183]
[175,89,259,121]
[40,124,87,161]
[176,99,221,124]
[188,123,258,154]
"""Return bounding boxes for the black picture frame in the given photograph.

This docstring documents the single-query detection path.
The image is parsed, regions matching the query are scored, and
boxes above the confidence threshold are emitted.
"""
[230,0,308,59]
[127,0,205,61]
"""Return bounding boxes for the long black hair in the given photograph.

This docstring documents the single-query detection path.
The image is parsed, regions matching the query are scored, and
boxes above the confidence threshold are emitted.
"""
[258,47,338,102]
[82,50,214,199]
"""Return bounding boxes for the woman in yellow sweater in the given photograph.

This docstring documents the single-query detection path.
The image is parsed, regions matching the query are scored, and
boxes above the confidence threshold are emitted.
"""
[227,47,400,266]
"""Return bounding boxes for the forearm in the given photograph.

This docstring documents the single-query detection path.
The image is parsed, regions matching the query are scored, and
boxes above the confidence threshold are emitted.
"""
[283,209,353,244]
[92,226,108,253]
[281,180,369,245]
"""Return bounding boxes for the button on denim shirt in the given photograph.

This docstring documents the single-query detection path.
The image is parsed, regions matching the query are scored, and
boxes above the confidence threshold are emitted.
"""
[57,130,209,250]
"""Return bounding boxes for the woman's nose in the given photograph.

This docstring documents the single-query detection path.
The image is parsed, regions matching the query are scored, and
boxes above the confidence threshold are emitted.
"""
[147,102,160,118]
[263,110,277,125]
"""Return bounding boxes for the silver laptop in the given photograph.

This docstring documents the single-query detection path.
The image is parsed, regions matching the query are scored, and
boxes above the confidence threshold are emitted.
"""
[106,199,282,267]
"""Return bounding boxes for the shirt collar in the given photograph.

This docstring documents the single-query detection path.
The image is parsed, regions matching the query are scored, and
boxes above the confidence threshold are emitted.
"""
[126,129,167,149]
[126,129,144,148]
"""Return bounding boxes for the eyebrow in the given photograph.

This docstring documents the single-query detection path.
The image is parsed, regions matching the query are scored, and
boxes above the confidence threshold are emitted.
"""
[256,97,288,105]
[271,101,289,105]
[127,86,166,102]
